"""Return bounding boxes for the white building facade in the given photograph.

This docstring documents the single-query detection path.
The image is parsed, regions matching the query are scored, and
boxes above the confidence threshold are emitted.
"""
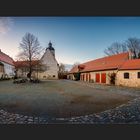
[38,42,59,79]
[0,50,15,78]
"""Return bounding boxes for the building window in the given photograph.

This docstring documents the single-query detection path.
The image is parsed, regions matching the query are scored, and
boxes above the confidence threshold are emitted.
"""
[53,75,55,77]
[137,72,140,78]
[124,72,129,79]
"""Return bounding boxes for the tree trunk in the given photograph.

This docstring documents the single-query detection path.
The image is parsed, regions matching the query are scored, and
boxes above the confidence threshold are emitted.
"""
[29,44,32,82]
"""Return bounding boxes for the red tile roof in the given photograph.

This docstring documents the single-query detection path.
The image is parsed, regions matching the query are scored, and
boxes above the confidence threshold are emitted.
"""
[119,59,140,70]
[69,52,129,73]
[14,60,40,68]
[0,50,14,65]
[69,65,79,73]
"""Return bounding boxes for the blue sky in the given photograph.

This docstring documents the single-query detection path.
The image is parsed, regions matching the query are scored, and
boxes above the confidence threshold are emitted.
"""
[1,17,140,64]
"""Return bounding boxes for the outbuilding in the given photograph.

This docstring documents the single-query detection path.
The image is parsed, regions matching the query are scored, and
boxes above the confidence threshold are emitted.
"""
[68,51,140,87]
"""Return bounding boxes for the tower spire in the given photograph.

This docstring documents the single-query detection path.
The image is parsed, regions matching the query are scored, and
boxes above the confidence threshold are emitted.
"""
[48,41,52,48]
[46,41,55,57]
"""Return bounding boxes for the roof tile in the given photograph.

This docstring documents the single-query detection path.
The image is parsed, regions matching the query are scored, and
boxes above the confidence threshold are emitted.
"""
[69,52,129,73]
[119,59,140,70]
[14,60,40,68]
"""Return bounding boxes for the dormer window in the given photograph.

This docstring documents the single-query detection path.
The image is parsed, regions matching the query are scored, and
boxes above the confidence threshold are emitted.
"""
[78,65,85,70]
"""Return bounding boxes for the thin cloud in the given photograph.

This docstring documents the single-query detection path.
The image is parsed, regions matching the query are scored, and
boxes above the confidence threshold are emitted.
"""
[0,17,14,34]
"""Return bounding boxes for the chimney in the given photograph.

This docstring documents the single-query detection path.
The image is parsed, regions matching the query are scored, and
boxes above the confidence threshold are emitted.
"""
[128,49,134,59]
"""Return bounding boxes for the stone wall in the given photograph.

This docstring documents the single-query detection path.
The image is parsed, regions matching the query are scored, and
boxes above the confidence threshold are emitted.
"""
[116,70,140,87]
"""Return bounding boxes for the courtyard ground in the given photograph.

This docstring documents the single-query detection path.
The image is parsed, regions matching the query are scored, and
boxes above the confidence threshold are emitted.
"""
[0,80,135,121]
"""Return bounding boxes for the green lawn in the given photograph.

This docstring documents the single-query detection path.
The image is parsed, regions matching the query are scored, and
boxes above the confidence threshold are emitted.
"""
[0,80,134,118]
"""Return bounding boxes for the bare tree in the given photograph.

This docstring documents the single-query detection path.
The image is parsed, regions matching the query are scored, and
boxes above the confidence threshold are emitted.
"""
[125,37,140,59]
[104,37,140,58]
[108,72,116,85]
[104,42,127,56]
[72,62,80,68]
[59,63,65,72]
[32,60,48,79]
[18,32,42,81]
[71,62,81,80]
[58,63,68,79]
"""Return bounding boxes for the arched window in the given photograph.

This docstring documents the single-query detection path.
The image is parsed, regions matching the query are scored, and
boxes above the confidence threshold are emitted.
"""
[124,72,129,79]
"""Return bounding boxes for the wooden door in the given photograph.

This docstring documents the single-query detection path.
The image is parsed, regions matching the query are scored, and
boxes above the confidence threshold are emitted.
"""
[96,73,100,83]
[101,73,106,83]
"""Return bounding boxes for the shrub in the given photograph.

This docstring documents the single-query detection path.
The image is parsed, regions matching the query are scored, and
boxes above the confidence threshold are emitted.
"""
[58,73,67,79]
[13,78,28,84]
[108,72,116,85]
[30,78,40,83]
[73,72,80,81]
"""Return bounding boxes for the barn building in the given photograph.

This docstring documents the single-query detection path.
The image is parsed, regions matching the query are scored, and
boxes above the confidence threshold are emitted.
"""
[68,51,140,87]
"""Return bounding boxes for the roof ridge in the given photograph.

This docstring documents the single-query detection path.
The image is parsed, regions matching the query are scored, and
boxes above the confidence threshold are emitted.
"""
[0,50,14,65]
[0,50,14,60]
[69,52,129,73]
[119,58,140,70]
[80,52,129,65]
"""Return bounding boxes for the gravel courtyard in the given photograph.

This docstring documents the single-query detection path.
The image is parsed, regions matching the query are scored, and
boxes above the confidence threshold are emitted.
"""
[0,79,140,124]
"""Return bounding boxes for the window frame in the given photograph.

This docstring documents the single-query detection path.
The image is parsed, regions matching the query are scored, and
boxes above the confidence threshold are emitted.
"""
[137,72,140,79]
[124,72,129,79]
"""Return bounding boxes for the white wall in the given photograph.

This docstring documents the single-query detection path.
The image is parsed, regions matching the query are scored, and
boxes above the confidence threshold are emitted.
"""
[39,49,59,79]
[0,61,14,78]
